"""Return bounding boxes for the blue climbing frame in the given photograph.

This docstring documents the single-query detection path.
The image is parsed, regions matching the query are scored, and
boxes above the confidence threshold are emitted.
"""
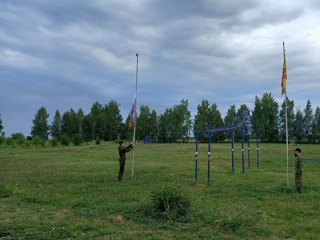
[195,110,260,184]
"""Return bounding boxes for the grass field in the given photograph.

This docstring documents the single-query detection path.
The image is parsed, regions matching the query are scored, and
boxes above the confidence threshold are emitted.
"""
[1,143,320,239]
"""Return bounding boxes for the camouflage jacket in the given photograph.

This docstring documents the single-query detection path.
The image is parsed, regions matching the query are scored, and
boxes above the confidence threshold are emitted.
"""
[295,154,303,174]
[118,144,133,161]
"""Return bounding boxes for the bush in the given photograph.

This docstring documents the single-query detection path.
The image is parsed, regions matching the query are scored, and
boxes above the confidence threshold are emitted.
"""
[72,134,83,146]
[151,186,191,220]
[50,138,59,146]
[32,136,45,146]
[95,138,100,145]
[61,134,70,146]
[11,133,26,146]
[5,137,14,147]
[0,135,5,145]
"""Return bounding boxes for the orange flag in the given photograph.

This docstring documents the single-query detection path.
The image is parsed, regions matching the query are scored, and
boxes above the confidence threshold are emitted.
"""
[281,46,287,95]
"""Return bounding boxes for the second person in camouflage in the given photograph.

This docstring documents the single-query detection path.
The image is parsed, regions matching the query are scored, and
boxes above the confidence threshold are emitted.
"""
[294,147,303,193]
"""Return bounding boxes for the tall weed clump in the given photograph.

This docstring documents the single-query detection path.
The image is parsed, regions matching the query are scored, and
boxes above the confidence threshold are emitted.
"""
[151,186,191,220]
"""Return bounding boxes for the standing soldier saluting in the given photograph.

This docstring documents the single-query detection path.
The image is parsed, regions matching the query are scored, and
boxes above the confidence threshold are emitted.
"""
[294,147,303,193]
[118,139,134,181]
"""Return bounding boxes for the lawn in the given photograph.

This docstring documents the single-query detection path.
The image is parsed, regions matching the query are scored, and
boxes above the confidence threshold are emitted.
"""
[1,143,319,239]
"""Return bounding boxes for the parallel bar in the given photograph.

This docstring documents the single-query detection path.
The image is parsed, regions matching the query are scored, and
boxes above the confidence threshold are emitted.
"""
[195,132,199,183]
[232,128,234,172]
[208,132,211,185]
[241,124,245,173]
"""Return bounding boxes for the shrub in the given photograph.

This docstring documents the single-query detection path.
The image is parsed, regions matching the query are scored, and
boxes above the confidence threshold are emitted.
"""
[95,138,100,145]
[5,137,14,146]
[0,184,12,198]
[72,134,83,146]
[50,138,59,146]
[61,134,70,146]
[32,136,44,146]
[0,135,5,145]
[11,132,26,146]
[151,186,191,220]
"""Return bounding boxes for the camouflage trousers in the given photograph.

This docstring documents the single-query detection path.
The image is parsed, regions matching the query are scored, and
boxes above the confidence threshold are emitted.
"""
[295,172,302,193]
[118,160,126,181]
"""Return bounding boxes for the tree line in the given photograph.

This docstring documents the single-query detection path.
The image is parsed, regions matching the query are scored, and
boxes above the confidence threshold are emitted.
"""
[1,92,320,145]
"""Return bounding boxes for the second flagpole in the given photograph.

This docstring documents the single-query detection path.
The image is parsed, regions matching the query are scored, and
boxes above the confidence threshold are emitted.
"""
[132,53,138,177]
[282,42,289,188]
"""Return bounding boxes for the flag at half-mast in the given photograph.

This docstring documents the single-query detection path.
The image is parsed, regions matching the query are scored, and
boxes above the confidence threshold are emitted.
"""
[281,48,287,95]
[129,95,137,127]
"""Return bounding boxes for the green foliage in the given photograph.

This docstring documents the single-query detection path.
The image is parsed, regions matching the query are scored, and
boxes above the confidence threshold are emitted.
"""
[32,136,45,146]
[194,100,224,143]
[224,104,237,140]
[81,101,123,142]
[72,134,83,146]
[11,133,26,146]
[294,110,304,143]
[136,105,158,141]
[303,100,313,143]
[8,94,320,145]
[31,106,50,140]
[0,135,5,145]
[313,107,320,143]
[95,137,100,145]
[158,99,192,143]
[252,93,279,142]
[50,138,59,146]
[279,97,295,142]
[151,186,191,220]
[0,184,12,198]
[5,137,14,147]
[51,110,62,139]
[0,113,3,135]
[60,134,70,146]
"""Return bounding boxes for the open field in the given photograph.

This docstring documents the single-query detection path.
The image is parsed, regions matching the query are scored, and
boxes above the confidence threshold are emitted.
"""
[1,143,320,239]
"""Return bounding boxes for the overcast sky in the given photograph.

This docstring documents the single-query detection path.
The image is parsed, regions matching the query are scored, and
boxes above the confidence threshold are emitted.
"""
[1,0,320,136]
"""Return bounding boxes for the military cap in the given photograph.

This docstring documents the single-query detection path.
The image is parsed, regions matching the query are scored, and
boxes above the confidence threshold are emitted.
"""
[294,147,301,152]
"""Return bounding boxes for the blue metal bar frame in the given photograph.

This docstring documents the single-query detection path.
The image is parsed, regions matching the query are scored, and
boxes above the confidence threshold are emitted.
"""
[208,131,211,185]
[194,110,261,184]
[232,128,234,172]
[195,132,199,183]
[241,124,245,173]
[248,133,251,169]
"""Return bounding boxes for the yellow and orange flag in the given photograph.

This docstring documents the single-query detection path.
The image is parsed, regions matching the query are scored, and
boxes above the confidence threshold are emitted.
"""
[281,43,287,95]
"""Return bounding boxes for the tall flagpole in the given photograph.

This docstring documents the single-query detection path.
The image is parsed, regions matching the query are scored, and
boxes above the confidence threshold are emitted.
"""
[283,42,289,188]
[132,53,138,177]
[285,92,289,188]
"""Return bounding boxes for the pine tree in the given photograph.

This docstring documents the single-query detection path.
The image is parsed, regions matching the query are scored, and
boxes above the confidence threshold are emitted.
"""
[31,107,50,139]
[303,100,313,143]
[51,110,62,140]
[294,109,304,143]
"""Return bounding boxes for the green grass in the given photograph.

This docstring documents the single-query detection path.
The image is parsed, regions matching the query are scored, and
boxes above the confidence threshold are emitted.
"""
[1,143,319,239]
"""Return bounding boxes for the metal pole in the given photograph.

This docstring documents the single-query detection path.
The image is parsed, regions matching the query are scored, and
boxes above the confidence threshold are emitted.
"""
[195,132,198,183]
[232,128,234,172]
[248,133,251,169]
[257,134,259,169]
[131,53,138,177]
[283,42,289,188]
[241,124,245,173]
[208,132,211,185]
[285,93,289,187]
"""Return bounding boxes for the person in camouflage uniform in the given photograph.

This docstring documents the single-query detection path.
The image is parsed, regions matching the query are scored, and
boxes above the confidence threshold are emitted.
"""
[294,147,303,193]
[118,140,134,181]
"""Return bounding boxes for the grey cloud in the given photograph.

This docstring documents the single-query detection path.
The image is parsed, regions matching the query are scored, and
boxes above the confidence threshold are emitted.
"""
[1,0,320,136]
